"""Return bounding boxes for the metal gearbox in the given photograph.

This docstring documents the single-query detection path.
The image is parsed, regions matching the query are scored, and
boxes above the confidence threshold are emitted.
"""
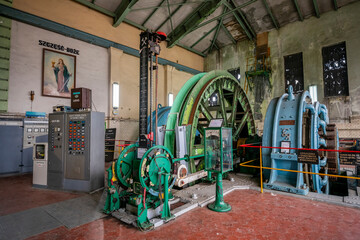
[262,86,339,195]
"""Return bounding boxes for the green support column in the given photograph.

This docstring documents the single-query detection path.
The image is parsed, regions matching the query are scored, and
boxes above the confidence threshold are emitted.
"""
[208,172,231,212]
[161,173,174,222]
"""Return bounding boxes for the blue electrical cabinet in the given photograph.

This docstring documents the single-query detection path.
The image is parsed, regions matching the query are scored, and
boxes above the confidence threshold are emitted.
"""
[0,117,23,175]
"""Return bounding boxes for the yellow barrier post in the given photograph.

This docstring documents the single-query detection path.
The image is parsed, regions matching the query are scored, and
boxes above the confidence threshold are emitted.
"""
[260,147,263,193]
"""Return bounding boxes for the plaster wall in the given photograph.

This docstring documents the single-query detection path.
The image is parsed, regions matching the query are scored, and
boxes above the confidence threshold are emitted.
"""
[8,21,109,114]
[12,0,204,72]
[205,2,360,134]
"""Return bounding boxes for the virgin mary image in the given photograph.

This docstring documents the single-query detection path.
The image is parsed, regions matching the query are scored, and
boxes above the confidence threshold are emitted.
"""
[52,58,71,93]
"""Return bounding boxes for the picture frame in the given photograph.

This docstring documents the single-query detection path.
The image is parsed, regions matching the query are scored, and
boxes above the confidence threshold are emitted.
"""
[42,48,76,98]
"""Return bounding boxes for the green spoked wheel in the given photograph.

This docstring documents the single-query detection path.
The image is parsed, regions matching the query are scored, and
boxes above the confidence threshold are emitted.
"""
[139,146,175,194]
[115,143,138,189]
[164,70,256,174]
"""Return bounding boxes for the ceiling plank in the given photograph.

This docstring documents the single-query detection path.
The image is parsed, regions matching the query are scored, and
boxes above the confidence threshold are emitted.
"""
[313,0,320,18]
[293,0,303,21]
[333,0,338,10]
[190,25,217,48]
[221,24,236,45]
[167,0,223,48]
[229,0,256,37]
[73,0,115,17]
[156,0,187,32]
[262,0,279,29]
[142,0,166,26]
[223,1,253,40]
[189,0,257,34]
[132,1,205,11]
[113,0,139,27]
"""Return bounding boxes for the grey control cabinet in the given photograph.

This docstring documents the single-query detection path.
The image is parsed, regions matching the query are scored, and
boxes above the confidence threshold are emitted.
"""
[22,118,48,173]
[48,113,66,189]
[0,117,23,175]
[48,111,105,192]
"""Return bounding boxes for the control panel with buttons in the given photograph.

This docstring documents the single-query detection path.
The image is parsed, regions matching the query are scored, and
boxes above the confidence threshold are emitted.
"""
[68,120,86,155]
[47,111,105,192]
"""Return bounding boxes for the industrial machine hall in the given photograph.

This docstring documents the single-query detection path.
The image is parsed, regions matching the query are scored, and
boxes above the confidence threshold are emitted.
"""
[1,0,360,239]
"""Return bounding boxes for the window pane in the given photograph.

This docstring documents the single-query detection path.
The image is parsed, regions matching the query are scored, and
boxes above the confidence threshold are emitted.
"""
[228,68,241,82]
[322,42,349,97]
[284,52,304,93]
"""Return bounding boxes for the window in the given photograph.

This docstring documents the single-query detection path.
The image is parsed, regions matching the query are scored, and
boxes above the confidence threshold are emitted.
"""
[168,93,173,107]
[284,52,304,93]
[322,42,349,97]
[228,68,241,82]
[112,82,119,109]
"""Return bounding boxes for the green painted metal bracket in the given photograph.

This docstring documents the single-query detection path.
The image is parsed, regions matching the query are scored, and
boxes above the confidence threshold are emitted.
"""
[230,0,256,37]
[191,25,217,48]
[113,0,139,27]
[313,0,320,18]
[189,0,257,34]
[0,4,202,75]
[176,43,206,57]
[123,18,146,31]
[167,0,223,48]
[208,7,227,53]
[262,0,279,29]
[333,0,338,10]
[156,0,187,32]
[293,0,303,21]
[165,0,174,32]
[220,24,236,45]
[142,0,165,26]
[223,1,253,40]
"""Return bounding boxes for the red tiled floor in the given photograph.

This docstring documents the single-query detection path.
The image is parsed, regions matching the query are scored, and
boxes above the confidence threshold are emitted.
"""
[0,174,82,216]
[27,190,360,240]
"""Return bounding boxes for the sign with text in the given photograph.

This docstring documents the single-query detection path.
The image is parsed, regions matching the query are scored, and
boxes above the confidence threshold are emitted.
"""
[297,149,319,164]
[339,152,360,165]
[39,40,80,55]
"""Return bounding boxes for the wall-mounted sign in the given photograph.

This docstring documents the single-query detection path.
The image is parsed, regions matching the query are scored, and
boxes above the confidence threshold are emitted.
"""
[39,40,80,55]
[339,152,360,165]
[297,149,319,164]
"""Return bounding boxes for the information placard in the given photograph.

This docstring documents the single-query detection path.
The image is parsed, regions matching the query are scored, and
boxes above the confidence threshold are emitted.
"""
[297,149,318,164]
[339,152,360,165]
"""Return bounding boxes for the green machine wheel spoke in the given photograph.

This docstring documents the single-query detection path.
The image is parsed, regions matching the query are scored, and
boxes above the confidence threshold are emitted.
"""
[217,81,228,126]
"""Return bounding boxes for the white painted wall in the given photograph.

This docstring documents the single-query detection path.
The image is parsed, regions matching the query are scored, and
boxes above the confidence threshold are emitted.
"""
[8,21,109,115]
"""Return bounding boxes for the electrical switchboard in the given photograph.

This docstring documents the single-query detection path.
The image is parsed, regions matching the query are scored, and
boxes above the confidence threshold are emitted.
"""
[22,118,48,173]
[48,111,105,192]
[0,117,23,175]
[48,112,66,189]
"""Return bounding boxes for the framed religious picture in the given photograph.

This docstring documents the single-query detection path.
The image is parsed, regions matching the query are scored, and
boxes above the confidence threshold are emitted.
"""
[42,48,76,98]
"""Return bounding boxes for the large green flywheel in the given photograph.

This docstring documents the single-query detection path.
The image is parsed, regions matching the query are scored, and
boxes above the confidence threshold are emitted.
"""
[164,70,256,174]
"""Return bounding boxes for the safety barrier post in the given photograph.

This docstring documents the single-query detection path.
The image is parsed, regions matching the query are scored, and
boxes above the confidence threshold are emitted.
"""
[260,147,263,193]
